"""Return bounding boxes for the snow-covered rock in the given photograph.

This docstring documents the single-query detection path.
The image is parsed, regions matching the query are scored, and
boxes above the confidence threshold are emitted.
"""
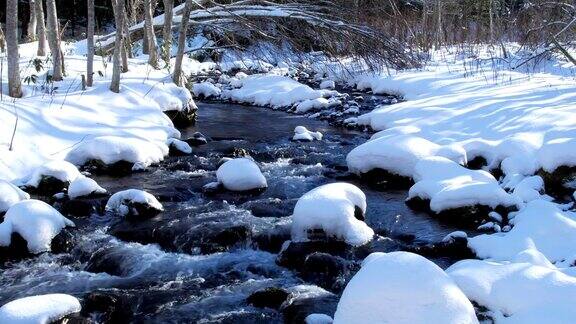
[216,158,267,192]
[66,136,168,171]
[106,189,164,218]
[0,180,29,213]
[295,97,340,113]
[334,252,478,324]
[0,294,81,324]
[0,200,75,254]
[68,176,107,199]
[346,135,466,179]
[537,138,576,173]
[408,157,519,213]
[293,126,323,142]
[148,82,194,112]
[291,183,374,246]
[25,160,81,188]
[192,81,222,98]
[306,313,333,324]
[319,80,336,90]
[167,138,193,155]
[511,175,546,203]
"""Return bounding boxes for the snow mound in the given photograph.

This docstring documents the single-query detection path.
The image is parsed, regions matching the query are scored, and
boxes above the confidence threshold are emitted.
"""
[216,158,268,192]
[68,176,106,199]
[537,138,576,172]
[192,82,222,98]
[0,180,30,213]
[319,80,336,90]
[511,176,546,203]
[0,200,75,253]
[66,136,168,170]
[291,183,374,246]
[448,256,576,323]
[295,97,340,113]
[347,135,467,178]
[106,189,164,217]
[148,82,194,112]
[306,313,333,324]
[26,160,81,188]
[221,75,337,108]
[0,294,81,324]
[408,157,519,212]
[334,251,478,324]
[469,200,576,264]
[293,126,323,142]
[167,138,192,154]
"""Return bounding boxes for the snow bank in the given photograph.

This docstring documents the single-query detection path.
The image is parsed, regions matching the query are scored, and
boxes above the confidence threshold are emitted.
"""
[68,176,106,199]
[106,189,164,217]
[25,160,81,188]
[66,136,168,170]
[469,200,576,264]
[0,180,29,213]
[216,158,268,192]
[291,183,374,246]
[295,97,340,113]
[0,294,81,324]
[408,157,519,212]
[319,80,336,90]
[334,252,478,324]
[192,81,222,98]
[448,256,576,323]
[293,126,323,142]
[347,135,466,178]
[0,200,75,253]
[537,138,576,173]
[148,82,194,112]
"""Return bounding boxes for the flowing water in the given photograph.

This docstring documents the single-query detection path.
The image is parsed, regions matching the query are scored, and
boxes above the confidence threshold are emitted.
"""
[0,101,463,323]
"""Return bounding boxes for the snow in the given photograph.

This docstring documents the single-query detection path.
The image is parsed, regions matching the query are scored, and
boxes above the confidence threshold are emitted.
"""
[192,81,222,98]
[295,97,340,113]
[167,138,192,154]
[68,176,106,199]
[346,135,467,178]
[305,313,334,324]
[66,136,168,170]
[333,251,478,324]
[408,157,519,212]
[319,80,336,90]
[293,126,323,142]
[105,189,164,217]
[25,160,81,188]
[0,180,30,213]
[216,158,268,192]
[537,137,576,173]
[511,176,546,203]
[0,294,81,324]
[0,200,75,254]
[291,183,374,246]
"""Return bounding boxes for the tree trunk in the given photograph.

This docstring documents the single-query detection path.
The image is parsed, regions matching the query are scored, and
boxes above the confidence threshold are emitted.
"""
[6,0,23,98]
[172,0,193,86]
[0,24,6,53]
[46,0,63,80]
[162,0,174,62]
[144,0,159,68]
[123,11,133,58]
[35,0,47,56]
[87,0,95,86]
[110,0,125,93]
[112,0,129,72]
[27,0,38,41]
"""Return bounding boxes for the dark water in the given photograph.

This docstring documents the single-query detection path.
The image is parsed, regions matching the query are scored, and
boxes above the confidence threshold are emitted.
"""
[0,102,461,323]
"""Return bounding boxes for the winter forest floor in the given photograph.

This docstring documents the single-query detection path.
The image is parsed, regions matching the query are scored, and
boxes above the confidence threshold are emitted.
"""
[1,39,576,323]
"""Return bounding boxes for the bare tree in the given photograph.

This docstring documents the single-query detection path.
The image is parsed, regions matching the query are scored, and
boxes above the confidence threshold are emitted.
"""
[0,24,6,53]
[87,0,95,86]
[110,0,126,93]
[27,0,38,41]
[144,0,159,68]
[162,0,174,62]
[35,0,47,56]
[172,0,193,86]
[112,0,130,72]
[46,0,63,80]
[6,0,22,98]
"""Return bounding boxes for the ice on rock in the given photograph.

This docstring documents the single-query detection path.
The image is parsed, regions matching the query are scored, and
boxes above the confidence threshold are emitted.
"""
[26,160,81,188]
[448,255,576,323]
[469,200,576,264]
[291,183,374,246]
[216,158,267,192]
[68,176,106,199]
[333,252,478,324]
[0,180,30,213]
[66,136,168,170]
[106,189,164,217]
[293,126,323,142]
[0,200,75,254]
[0,294,81,324]
[346,135,467,178]
[192,81,222,98]
[408,157,519,212]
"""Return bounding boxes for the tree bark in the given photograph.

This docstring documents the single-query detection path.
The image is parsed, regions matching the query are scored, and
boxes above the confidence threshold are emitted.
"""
[46,0,63,80]
[172,0,193,86]
[144,0,159,68]
[27,0,38,41]
[110,0,125,93]
[6,0,23,98]
[87,0,95,86]
[112,0,129,72]
[162,0,174,62]
[35,0,47,56]
[0,24,6,53]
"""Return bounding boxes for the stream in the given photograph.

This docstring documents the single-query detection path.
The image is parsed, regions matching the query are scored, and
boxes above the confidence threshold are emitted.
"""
[0,101,465,323]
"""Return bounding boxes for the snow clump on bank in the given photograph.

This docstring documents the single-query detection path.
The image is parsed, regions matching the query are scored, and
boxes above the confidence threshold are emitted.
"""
[0,294,81,323]
[25,160,81,188]
[68,176,107,199]
[0,180,30,213]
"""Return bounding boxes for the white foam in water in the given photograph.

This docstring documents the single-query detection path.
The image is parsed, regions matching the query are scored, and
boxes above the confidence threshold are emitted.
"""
[0,294,81,324]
